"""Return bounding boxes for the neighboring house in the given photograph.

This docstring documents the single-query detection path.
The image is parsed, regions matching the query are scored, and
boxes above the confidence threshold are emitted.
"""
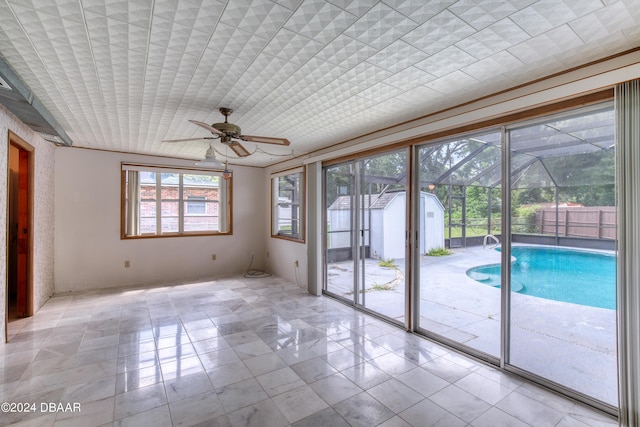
[139,173,220,233]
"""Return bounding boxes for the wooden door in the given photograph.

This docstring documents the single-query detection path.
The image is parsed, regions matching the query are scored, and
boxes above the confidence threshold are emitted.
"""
[15,148,29,317]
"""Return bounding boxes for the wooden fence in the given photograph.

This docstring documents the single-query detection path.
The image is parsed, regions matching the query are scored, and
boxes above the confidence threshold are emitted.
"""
[535,206,616,240]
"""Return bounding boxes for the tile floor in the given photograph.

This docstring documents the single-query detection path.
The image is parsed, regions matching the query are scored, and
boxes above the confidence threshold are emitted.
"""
[0,275,618,426]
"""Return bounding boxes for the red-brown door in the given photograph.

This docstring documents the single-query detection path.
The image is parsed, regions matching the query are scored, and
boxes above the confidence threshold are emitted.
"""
[15,148,29,317]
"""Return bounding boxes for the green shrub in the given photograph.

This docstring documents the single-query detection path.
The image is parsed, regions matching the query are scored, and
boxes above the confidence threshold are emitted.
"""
[513,205,539,233]
[426,247,452,256]
[378,259,396,268]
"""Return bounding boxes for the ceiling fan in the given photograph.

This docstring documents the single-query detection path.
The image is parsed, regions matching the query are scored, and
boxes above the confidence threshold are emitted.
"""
[163,107,290,158]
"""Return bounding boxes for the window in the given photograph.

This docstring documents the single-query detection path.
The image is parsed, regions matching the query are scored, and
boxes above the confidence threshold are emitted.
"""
[122,164,231,238]
[186,196,206,215]
[271,169,304,241]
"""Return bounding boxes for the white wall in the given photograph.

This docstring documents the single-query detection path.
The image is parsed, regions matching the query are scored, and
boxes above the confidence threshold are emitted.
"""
[381,194,406,260]
[0,104,56,340]
[265,236,307,288]
[423,193,445,253]
[54,148,265,292]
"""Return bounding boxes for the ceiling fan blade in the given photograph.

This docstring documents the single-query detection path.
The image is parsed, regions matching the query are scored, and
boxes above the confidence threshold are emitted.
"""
[228,141,251,157]
[162,137,216,143]
[189,120,224,135]
[241,135,290,146]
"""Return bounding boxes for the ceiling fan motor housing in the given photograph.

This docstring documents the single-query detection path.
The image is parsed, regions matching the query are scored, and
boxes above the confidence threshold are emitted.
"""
[212,121,241,137]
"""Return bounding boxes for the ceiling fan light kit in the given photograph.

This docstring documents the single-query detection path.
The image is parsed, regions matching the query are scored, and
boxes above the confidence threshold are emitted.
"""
[194,145,225,168]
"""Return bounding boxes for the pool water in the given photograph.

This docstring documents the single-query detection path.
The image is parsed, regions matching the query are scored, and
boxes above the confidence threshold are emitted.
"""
[466,246,616,310]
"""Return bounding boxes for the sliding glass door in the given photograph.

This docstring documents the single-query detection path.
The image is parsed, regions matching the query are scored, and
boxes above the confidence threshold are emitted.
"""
[506,105,618,406]
[321,102,618,411]
[414,132,502,358]
[324,150,408,323]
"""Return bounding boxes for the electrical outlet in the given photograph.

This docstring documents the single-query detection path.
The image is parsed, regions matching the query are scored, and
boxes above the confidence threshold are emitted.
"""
[124,260,130,268]
[294,260,299,267]
[266,251,270,258]
[212,254,216,261]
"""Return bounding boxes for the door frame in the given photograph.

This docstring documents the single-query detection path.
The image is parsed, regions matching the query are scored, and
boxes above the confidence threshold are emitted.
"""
[6,131,34,342]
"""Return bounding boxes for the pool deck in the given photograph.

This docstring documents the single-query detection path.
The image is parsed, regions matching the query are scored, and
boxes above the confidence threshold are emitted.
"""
[326,244,618,406]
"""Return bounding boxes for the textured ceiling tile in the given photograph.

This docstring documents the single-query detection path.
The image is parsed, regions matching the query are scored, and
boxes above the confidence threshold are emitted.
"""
[297,57,348,88]
[343,2,418,49]
[402,9,475,55]
[284,0,357,43]
[414,46,477,77]
[447,0,533,30]
[316,34,377,69]
[101,0,153,27]
[227,54,298,102]
[456,18,530,60]
[272,0,304,10]
[99,0,129,24]
[426,70,481,97]
[462,50,524,82]
[382,66,436,90]
[208,23,263,56]
[317,78,364,104]
[327,0,378,17]
[508,25,584,65]
[510,0,603,37]
[220,0,292,40]
[178,28,212,57]
[366,39,426,73]
[147,17,174,48]
[569,1,636,44]
[9,0,85,23]
[80,0,108,16]
[394,84,442,106]
[83,10,111,44]
[381,0,456,25]
[155,0,225,30]
[146,41,175,69]
[262,28,324,65]
[338,61,392,88]
[358,81,404,103]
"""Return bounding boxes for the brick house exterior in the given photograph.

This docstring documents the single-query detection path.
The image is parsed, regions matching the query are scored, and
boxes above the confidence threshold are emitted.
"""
[139,175,220,233]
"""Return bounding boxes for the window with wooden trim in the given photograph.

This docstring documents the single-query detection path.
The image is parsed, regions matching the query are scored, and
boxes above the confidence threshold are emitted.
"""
[122,164,231,238]
[271,169,304,241]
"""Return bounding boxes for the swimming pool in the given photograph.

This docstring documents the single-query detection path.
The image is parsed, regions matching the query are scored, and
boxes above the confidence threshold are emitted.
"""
[466,246,616,310]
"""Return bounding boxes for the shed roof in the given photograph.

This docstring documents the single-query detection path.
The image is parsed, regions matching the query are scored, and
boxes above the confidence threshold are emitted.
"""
[328,190,443,211]
[328,192,399,210]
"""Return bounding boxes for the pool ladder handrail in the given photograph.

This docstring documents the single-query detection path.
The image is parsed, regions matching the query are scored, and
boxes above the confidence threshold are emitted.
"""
[483,234,500,249]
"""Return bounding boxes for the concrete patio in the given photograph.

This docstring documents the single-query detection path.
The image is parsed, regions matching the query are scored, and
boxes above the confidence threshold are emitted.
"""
[326,245,618,406]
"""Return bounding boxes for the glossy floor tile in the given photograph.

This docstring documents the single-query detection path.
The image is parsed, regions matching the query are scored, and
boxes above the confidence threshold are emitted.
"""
[1,275,618,426]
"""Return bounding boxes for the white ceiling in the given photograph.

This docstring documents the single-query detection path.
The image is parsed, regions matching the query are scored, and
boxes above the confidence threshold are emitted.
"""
[0,0,639,166]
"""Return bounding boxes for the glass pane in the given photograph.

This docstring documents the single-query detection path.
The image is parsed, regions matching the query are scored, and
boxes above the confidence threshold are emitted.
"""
[325,163,355,300]
[357,150,407,322]
[184,201,218,231]
[275,173,302,238]
[183,174,220,232]
[160,173,180,233]
[139,171,156,234]
[417,131,502,357]
[508,105,617,406]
